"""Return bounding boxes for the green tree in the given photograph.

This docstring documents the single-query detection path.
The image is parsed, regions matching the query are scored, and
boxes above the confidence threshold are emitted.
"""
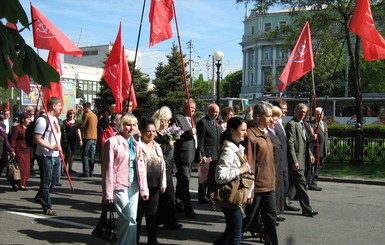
[0,0,60,89]
[221,70,243,97]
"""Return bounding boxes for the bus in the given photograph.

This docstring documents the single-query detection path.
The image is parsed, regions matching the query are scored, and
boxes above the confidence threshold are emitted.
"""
[198,95,249,115]
[256,94,385,126]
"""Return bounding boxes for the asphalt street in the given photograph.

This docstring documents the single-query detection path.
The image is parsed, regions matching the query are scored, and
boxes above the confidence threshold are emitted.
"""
[0,161,384,245]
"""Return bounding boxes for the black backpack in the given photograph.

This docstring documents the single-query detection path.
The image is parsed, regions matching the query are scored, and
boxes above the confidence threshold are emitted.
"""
[25,115,49,148]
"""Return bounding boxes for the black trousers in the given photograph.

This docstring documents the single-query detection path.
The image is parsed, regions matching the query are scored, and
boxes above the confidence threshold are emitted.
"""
[175,161,193,211]
[137,187,160,243]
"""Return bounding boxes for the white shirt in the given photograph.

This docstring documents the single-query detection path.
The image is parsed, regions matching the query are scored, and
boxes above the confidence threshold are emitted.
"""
[34,113,61,157]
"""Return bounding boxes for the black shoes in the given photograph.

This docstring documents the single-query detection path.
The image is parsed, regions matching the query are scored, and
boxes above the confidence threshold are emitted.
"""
[302,210,319,217]
[176,202,184,213]
[185,209,197,218]
[198,196,211,204]
[285,205,300,211]
[276,216,286,222]
[308,185,322,191]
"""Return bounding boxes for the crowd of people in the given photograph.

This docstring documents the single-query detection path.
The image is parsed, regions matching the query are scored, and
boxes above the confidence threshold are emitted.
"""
[0,96,329,245]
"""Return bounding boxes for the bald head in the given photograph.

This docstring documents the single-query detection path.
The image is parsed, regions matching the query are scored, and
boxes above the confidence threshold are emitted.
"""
[208,104,220,120]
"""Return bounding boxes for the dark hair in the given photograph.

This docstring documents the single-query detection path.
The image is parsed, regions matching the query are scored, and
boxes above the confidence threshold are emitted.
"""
[47,97,61,108]
[221,107,234,117]
[83,102,91,109]
[272,98,287,108]
[20,112,30,123]
[220,117,246,144]
[138,116,155,134]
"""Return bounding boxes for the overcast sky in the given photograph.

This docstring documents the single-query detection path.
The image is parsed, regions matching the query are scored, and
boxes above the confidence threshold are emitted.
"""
[19,0,249,80]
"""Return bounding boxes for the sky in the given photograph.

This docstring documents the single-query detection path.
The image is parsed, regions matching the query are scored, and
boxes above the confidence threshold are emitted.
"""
[18,0,249,80]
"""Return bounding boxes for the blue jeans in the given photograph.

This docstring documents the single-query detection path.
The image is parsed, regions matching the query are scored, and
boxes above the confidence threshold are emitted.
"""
[82,139,96,176]
[214,206,243,245]
[35,155,60,211]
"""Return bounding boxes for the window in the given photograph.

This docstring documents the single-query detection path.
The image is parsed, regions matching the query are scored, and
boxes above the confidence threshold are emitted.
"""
[264,22,272,32]
[279,21,287,29]
[251,26,255,35]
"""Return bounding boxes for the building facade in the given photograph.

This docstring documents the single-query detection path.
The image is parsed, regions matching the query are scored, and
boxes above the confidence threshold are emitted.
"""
[240,10,292,104]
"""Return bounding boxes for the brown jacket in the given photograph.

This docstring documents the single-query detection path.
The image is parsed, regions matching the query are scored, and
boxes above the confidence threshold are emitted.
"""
[81,112,98,140]
[243,127,276,193]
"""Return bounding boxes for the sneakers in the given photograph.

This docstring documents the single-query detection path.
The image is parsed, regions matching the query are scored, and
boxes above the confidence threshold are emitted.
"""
[45,209,57,216]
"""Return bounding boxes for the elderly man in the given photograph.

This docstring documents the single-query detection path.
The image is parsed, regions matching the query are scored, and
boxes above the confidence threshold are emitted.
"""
[285,103,318,217]
[243,101,278,245]
[196,104,220,204]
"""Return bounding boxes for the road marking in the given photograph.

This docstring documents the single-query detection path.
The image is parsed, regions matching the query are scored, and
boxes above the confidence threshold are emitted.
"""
[4,210,94,229]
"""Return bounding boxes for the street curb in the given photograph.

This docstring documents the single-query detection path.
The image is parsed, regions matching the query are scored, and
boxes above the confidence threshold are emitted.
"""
[319,176,385,186]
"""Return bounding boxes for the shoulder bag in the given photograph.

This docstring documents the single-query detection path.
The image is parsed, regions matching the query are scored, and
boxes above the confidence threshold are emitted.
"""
[91,203,117,243]
[6,158,21,181]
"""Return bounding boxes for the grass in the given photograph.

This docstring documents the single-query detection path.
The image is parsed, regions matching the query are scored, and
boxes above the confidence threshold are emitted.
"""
[321,162,385,179]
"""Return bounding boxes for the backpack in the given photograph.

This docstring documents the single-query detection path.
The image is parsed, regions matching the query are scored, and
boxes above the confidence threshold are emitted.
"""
[25,115,49,148]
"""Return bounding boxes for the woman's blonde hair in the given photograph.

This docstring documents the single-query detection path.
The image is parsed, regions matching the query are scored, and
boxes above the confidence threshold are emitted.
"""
[272,106,283,118]
[116,114,138,133]
[151,106,172,130]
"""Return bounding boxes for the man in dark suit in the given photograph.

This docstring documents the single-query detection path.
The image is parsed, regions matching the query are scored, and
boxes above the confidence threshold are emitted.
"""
[309,107,330,191]
[173,99,198,218]
[286,103,318,217]
[196,104,220,203]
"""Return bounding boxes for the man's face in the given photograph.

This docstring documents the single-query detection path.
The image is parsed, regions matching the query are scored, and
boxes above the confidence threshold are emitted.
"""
[255,108,273,129]
[4,111,10,119]
[208,105,220,120]
[295,105,307,121]
[183,103,196,115]
[53,103,63,115]
[123,101,133,112]
[316,110,324,120]
[280,103,288,116]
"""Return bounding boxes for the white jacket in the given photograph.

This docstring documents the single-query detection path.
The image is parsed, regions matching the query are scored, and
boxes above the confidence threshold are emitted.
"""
[215,140,245,184]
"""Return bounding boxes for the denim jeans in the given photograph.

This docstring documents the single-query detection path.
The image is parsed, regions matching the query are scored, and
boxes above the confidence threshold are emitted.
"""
[82,139,96,176]
[214,206,244,245]
[109,182,139,245]
[35,155,60,211]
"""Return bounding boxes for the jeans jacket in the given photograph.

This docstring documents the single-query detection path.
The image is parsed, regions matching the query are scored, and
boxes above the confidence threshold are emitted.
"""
[102,134,149,200]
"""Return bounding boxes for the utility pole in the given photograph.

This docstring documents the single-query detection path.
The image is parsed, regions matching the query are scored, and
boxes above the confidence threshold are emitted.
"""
[186,40,193,88]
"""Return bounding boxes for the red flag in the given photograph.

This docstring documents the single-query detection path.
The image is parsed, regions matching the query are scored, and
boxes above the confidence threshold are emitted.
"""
[103,23,123,113]
[149,0,174,47]
[43,51,64,108]
[278,22,314,92]
[30,3,83,57]
[121,48,137,111]
[349,0,385,61]
[6,22,31,94]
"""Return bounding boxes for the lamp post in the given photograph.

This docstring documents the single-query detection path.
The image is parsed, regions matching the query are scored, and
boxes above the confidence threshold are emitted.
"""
[214,51,224,106]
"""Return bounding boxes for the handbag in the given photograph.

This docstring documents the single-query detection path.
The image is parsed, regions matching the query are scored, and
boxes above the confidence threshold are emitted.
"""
[91,203,117,243]
[6,158,21,181]
[211,151,254,209]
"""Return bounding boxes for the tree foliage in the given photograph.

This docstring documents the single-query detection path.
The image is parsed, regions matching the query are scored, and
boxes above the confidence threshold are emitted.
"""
[221,70,243,97]
[0,0,60,88]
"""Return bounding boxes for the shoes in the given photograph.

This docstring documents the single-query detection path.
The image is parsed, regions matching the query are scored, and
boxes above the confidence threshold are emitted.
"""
[55,182,62,186]
[148,240,161,245]
[184,209,197,218]
[302,210,319,217]
[19,186,28,191]
[176,202,184,213]
[30,168,37,173]
[198,196,211,204]
[79,173,89,177]
[69,169,77,174]
[45,209,57,216]
[285,205,300,211]
[308,185,322,191]
[276,216,286,222]
[11,185,18,191]
[164,223,183,230]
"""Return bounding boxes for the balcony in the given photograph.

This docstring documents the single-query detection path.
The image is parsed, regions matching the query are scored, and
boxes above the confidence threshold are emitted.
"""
[260,59,272,66]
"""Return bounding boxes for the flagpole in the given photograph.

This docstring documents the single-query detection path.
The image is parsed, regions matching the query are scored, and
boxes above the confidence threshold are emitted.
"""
[311,69,321,166]
[35,84,74,190]
[127,0,147,107]
[172,3,194,126]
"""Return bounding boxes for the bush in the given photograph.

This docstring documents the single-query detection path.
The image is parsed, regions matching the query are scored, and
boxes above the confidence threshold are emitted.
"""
[328,124,385,138]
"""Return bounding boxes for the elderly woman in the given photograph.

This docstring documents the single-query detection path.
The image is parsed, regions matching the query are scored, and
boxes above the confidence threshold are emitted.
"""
[10,112,31,190]
[63,109,82,173]
[102,114,149,245]
[151,106,182,230]
[137,118,167,245]
[214,117,252,245]
[267,106,285,222]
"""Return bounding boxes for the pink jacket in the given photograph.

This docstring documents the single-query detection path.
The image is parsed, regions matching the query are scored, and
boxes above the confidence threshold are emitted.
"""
[102,135,149,200]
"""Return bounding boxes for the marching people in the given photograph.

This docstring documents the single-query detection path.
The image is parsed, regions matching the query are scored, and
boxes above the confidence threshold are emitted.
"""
[243,101,279,245]
[62,109,82,174]
[213,117,252,245]
[137,118,167,245]
[102,114,149,245]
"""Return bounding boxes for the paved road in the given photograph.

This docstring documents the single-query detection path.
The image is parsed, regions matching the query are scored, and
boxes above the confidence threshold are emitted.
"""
[0,161,384,245]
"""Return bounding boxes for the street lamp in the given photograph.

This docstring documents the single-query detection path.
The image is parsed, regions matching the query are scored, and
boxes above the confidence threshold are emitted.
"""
[214,51,224,106]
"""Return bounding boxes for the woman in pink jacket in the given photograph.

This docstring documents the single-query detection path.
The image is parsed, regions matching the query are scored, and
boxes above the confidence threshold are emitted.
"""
[102,114,149,245]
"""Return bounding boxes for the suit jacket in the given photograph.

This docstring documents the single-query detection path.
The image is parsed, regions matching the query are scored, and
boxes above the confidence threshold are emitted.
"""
[274,121,288,173]
[286,117,313,170]
[173,113,196,163]
[196,115,220,161]
[311,120,329,157]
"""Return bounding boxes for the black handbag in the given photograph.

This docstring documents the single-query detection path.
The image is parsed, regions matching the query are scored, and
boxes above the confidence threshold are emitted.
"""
[91,203,117,243]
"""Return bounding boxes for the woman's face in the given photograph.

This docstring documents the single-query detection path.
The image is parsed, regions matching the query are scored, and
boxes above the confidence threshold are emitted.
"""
[121,120,137,138]
[142,124,156,143]
[68,113,75,120]
[22,117,32,127]
[269,115,279,129]
[160,118,170,128]
[230,122,247,144]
